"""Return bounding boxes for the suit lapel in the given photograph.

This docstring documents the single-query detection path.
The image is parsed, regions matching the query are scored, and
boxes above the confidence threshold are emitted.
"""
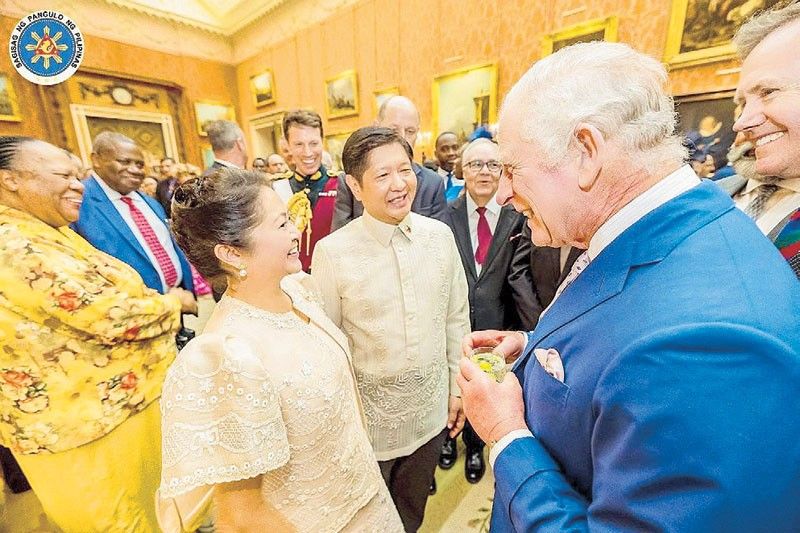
[85,178,152,266]
[527,180,734,351]
[449,198,478,281]
[478,206,515,278]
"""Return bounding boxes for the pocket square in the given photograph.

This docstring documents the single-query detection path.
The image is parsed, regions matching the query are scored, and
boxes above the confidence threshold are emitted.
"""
[533,348,565,383]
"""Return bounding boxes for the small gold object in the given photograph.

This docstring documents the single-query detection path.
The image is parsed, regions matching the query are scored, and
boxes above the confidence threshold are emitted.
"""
[287,189,313,255]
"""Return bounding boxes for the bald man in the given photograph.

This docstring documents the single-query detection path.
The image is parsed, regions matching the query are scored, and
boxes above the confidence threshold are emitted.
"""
[331,96,447,230]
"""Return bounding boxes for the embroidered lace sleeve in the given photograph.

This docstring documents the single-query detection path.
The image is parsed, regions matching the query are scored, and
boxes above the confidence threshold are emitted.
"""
[159,333,290,498]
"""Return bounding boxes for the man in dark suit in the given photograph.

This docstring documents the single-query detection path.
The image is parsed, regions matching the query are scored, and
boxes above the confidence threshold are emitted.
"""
[523,227,582,309]
[332,96,446,230]
[71,132,196,308]
[441,138,539,483]
[201,119,248,177]
[155,156,178,217]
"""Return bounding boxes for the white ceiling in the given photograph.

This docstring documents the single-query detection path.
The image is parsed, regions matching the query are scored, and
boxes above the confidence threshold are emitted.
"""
[106,0,289,35]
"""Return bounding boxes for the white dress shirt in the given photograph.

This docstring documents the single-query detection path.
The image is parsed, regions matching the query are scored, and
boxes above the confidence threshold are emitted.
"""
[466,193,501,275]
[311,211,471,461]
[489,165,701,467]
[733,177,800,236]
[95,174,183,292]
[438,166,465,188]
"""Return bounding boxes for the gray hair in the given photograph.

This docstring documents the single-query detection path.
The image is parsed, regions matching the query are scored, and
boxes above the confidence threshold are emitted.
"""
[206,120,243,152]
[501,41,685,169]
[461,137,497,163]
[92,131,136,155]
[734,1,800,59]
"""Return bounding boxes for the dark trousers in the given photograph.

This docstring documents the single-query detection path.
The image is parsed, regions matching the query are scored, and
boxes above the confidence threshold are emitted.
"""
[462,420,485,452]
[379,429,447,533]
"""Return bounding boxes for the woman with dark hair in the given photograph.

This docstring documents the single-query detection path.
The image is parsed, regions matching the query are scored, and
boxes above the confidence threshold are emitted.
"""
[157,168,402,532]
[0,137,194,532]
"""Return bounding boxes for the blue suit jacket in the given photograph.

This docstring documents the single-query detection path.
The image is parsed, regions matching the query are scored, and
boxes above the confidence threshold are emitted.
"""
[492,181,800,532]
[71,176,194,295]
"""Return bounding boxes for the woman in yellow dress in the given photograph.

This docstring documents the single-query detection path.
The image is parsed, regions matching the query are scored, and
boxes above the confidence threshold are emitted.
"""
[158,168,403,532]
[0,136,196,532]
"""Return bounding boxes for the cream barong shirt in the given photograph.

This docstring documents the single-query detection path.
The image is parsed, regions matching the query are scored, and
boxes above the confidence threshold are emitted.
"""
[312,211,471,461]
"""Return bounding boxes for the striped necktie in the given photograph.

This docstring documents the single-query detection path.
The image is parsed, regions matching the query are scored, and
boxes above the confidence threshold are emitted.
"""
[744,183,780,220]
[541,251,590,316]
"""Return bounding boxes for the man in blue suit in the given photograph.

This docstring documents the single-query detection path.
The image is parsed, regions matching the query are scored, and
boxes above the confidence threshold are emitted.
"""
[71,132,196,312]
[458,41,800,532]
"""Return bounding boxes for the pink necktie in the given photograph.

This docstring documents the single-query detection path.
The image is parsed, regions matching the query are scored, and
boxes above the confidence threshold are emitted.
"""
[120,196,178,287]
[475,206,492,265]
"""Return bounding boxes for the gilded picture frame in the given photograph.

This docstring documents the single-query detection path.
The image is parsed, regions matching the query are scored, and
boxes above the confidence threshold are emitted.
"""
[0,74,22,122]
[194,100,236,136]
[324,130,352,173]
[664,0,780,68]
[325,70,359,119]
[373,86,399,115]
[432,63,498,141]
[250,70,276,108]
[541,16,619,57]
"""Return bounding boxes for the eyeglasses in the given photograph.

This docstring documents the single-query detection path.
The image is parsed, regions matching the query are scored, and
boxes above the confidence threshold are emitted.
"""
[464,160,502,174]
[115,158,146,170]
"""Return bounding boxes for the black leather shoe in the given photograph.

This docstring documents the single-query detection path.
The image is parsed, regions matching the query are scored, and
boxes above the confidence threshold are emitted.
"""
[465,449,485,484]
[438,436,457,469]
[429,477,437,495]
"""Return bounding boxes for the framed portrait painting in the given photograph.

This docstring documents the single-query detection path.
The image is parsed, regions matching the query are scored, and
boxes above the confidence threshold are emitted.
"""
[373,86,399,115]
[0,74,22,122]
[325,70,359,119]
[541,16,619,57]
[664,0,780,68]
[194,101,236,136]
[325,131,352,173]
[675,90,738,170]
[250,70,276,107]
[432,63,498,141]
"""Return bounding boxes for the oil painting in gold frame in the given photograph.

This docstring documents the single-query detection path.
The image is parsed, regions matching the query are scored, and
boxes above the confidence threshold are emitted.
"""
[541,16,619,57]
[432,63,497,141]
[250,70,276,108]
[325,70,359,119]
[0,74,22,122]
[664,0,780,68]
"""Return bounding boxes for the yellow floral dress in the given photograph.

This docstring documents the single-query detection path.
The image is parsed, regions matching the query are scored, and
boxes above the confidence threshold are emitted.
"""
[0,205,181,532]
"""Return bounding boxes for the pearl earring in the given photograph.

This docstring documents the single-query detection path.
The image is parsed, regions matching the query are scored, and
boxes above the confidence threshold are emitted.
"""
[238,265,247,279]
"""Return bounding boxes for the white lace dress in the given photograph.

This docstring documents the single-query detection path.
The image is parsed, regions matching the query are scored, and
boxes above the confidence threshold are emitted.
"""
[159,274,403,532]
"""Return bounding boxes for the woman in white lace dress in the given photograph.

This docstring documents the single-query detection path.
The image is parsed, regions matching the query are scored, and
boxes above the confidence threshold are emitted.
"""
[157,169,403,532]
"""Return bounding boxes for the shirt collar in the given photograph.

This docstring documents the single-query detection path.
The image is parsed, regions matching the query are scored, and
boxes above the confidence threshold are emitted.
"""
[466,192,501,216]
[744,176,800,194]
[362,210,413,247]
[437,166,452,177]
[93,172,140,202]
[588,164,700,260]
[214,158,240,169]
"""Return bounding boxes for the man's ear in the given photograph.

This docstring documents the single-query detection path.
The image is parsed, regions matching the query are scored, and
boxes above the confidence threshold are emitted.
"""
[574,122,605,192]
[345,174,363,202]
[0,169,21,192]
[214,244,243,270]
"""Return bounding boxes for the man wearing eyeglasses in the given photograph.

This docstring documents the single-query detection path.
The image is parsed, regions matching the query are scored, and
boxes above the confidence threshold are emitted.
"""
[72,132,197,307]
[439,138,539,484]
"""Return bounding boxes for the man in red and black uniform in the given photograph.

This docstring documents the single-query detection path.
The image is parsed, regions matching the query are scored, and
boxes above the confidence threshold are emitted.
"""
[273,109,339,271]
